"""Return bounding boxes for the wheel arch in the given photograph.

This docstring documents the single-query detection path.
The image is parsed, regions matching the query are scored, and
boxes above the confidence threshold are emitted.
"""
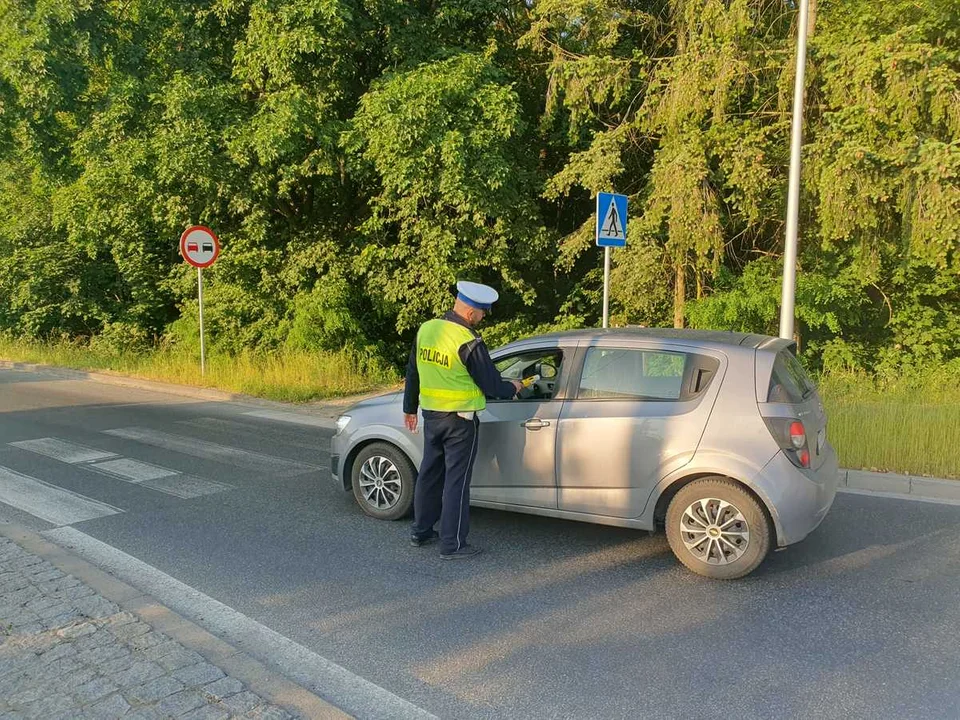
[653,472,780,544]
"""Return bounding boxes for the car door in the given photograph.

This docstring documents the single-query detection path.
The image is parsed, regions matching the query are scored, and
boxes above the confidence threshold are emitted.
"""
[470,344,573,509]
[556,341,722,518]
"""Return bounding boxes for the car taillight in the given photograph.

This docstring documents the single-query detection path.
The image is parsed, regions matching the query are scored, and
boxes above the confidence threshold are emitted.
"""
[764,418,811,469]
[789,421,806,449]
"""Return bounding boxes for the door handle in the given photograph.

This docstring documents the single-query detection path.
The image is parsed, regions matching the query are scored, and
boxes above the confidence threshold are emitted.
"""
[521,418,551,431]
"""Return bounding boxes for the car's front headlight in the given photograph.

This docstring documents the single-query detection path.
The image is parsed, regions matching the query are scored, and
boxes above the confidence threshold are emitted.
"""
[334,415,352,435]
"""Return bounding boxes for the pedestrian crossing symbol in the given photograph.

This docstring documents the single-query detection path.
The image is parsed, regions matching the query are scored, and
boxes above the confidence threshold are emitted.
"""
[596,192,628,248]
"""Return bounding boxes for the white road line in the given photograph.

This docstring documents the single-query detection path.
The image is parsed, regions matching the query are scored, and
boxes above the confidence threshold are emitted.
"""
[43,528,438,720]
[92,458,179,483]
[102,427,320,477]
[10,438,117,464]
[242,409,336,429]
[0,466,122,526]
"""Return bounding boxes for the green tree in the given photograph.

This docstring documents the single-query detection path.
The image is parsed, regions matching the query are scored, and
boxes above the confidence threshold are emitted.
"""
[346,50,551,332]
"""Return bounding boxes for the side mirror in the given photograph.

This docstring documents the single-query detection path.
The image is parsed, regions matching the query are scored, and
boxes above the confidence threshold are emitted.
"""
[538,362,558,379]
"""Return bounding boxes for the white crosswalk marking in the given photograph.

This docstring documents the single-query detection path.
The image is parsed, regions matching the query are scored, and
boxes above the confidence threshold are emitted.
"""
[91,458,178,482]
[7,438,235,501]
[88,458,232,498]
[242,409,335,429]
[0,465,121,526]
[133,475,233,499]
[177,417,327,453]
[9,438,117,464]
[103,427,319,477]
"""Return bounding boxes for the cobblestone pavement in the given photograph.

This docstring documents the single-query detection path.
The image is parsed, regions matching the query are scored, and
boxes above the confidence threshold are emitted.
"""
[0,536,296,720]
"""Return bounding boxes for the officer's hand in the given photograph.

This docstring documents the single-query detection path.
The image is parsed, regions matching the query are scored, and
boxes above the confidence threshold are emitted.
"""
[404,413,419,433]
[511,380,524,396]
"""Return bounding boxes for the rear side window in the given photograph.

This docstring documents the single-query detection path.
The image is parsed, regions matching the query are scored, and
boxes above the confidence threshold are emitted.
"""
[767,351,816,403]
[578,348,686,400]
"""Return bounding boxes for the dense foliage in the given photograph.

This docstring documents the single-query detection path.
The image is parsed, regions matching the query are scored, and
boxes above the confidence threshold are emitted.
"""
[1,0,956,372]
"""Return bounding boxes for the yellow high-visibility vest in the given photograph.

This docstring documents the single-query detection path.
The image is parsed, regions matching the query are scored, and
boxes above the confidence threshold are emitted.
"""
[416,319,486,412]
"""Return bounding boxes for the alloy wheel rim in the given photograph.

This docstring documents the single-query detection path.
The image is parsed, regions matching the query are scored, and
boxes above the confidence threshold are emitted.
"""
[679,498,750,565]
[359,456,402,510]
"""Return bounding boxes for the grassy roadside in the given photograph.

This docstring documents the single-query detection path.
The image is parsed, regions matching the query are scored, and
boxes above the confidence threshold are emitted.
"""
[0,336,400,403]
[819,371,960,480]
[0,336,956,479]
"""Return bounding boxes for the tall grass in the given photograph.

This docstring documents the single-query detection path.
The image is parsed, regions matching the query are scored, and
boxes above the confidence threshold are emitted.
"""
[819,369,960,480]
[0,336,399,403]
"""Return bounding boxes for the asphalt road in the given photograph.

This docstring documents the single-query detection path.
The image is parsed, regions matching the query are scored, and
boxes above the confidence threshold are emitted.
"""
[1,368,959,720]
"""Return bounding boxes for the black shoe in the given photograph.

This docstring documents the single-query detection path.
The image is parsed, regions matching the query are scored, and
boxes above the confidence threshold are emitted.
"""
[410,530,439,548]
[440,545,482,560]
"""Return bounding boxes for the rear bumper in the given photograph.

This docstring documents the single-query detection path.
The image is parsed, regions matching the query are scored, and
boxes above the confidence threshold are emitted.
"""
[755,444,839,547]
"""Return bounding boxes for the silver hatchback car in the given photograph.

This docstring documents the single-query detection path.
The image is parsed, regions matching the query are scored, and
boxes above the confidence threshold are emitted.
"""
[331,329,838,579]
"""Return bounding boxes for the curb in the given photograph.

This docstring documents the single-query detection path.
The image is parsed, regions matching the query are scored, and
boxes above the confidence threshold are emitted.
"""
[0,521,352,720]
[839,469,960,504]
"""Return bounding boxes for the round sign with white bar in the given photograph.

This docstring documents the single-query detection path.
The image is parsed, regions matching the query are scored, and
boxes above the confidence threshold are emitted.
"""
[179,226,220,268]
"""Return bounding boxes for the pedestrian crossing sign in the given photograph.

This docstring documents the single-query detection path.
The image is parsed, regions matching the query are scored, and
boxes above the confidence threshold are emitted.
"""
[596,192,628,247]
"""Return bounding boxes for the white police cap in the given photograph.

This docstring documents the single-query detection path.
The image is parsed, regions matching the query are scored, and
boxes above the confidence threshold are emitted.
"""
[456,281,499,312]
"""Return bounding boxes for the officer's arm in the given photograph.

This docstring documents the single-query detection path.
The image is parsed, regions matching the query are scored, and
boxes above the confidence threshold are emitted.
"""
[402,338,420,415]
[460,339,517,400]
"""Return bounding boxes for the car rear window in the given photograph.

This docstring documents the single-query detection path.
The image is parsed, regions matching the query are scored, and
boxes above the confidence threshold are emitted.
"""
[767,350,816,403]
[578,348,686,400]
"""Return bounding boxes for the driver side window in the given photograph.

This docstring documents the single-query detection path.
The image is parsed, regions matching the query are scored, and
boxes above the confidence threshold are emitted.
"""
[493,350,563,402]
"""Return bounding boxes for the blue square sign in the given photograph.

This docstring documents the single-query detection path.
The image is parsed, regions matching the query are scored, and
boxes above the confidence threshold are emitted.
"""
[596,192,628,248]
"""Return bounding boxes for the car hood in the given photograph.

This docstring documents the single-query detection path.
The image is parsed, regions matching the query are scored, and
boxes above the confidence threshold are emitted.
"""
[345,391,403,413]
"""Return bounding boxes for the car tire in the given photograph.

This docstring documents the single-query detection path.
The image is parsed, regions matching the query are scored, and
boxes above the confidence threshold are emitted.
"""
[665,477,771,580]
[351,442,415,521]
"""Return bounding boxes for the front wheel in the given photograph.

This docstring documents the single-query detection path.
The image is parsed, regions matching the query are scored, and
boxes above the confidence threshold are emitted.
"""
[665,477,771,579]
[351,443,415,521]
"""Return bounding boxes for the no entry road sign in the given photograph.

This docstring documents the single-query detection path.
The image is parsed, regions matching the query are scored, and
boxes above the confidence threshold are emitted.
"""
[179,226,220,269]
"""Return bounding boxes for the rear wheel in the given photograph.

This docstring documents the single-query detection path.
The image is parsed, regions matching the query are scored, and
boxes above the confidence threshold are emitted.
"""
[351,443,415,521]
[665,477,771,579]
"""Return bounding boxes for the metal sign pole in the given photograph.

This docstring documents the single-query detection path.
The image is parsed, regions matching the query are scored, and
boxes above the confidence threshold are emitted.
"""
[197,267,206,376]
[779,0,810,340]
[602,246,611,329]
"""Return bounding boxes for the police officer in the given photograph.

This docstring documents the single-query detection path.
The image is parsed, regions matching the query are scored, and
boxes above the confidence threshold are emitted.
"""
[403,281,522,559]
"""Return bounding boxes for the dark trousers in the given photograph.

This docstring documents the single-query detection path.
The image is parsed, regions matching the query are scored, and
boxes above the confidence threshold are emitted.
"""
[412,411,480,554]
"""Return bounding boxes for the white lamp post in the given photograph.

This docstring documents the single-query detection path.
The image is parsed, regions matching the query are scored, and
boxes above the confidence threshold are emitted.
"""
[779,0,811,340]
